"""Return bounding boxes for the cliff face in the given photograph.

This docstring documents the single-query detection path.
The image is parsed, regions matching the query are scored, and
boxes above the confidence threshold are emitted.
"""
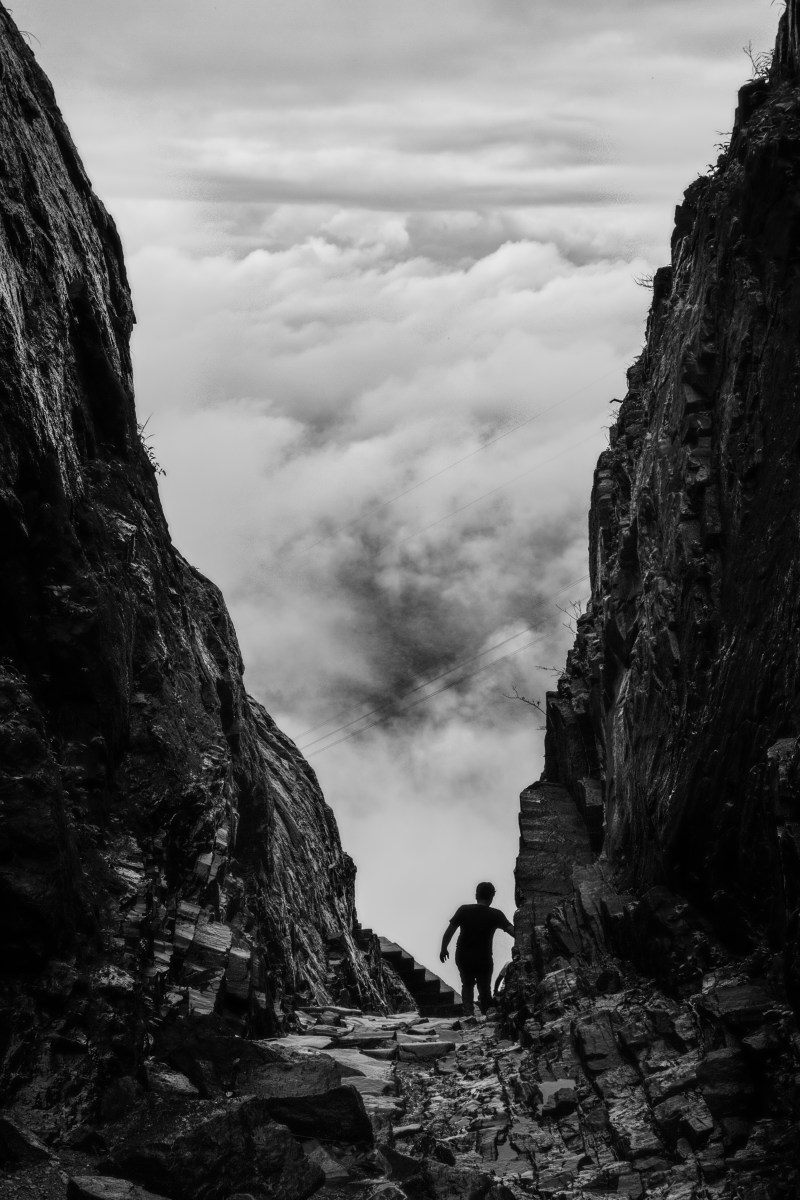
[501,7,800,1193]
[538,3,800,999]
[0,0,401,1121]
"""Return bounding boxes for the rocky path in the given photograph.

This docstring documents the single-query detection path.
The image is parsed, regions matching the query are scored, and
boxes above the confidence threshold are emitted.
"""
[2,979,798,1199]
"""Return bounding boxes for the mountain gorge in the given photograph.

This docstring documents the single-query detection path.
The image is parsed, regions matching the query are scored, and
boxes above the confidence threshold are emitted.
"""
[3,0,800,1198]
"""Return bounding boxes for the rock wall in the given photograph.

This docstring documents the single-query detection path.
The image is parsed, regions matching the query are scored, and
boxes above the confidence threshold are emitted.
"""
[0,0,403,1125]
[531,0,800,1005]
[502,7,800,1191]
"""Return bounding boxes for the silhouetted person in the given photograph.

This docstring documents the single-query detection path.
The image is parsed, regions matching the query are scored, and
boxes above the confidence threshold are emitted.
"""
[440,882,514,1017]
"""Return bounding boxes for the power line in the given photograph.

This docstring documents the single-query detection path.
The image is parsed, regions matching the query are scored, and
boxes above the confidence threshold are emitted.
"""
[304,635,544,758]
[297,625,538,750]
[295,569,590,745]
[299,573,592,757]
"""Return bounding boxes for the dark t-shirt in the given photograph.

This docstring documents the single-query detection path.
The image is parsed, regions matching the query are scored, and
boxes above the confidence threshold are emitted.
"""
[450,903,511,969]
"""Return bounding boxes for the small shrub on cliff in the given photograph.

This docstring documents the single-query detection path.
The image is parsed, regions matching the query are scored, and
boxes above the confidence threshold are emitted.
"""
[743,40,772,81]
[138,418,166,476]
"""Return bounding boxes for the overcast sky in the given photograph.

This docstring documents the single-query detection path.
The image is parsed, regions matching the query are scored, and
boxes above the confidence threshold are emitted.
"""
[15,0,778,992]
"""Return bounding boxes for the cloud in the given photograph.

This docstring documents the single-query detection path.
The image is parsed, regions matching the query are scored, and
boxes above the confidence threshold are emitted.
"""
[129,229,638,754]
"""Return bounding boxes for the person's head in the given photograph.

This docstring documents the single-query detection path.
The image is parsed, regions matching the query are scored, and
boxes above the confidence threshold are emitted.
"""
[475,881,496,904]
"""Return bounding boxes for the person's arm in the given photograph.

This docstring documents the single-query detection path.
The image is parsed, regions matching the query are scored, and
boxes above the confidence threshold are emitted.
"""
[439,919,458,963]
[496,910,515,938]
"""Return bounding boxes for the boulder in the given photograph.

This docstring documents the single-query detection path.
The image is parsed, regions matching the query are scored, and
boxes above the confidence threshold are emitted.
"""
[397,1040,455,1061]
[260,1084,373,1144]
[153,1018,341,1098]
[0,1115,50,1165]
[652,1091,715,1148]
[104,1096,323,1200]
[574,1012,622,1073]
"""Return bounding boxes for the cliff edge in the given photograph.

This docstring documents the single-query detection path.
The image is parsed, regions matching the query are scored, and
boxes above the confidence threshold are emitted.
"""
[539,0,800,998]
[0,0,407,1151]
[504,4,800,1194]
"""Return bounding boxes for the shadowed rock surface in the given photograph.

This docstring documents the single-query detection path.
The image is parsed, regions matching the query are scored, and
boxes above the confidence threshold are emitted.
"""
[0,0,412,1175]
[501,3,800,1195]
[537,7,800,997]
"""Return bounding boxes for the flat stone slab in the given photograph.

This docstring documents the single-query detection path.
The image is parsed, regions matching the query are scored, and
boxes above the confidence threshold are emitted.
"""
[334,1032,397,1049]
[67,1178,170,1200]
[325,1047,395,1082]
[398,1040,455,1061]
[266,1034,334,1051]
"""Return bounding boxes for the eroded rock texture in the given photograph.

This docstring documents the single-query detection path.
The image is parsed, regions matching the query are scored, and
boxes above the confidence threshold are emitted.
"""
[0,0,405,1146]
[537,3,800,1005]
[505,3,800,1194]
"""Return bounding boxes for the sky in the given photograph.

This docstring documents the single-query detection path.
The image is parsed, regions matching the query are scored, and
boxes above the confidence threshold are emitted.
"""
[13,0,779,993]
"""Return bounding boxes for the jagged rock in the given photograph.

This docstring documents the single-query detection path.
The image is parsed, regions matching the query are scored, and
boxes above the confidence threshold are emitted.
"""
[422,1159,496,1198]
[145,1064,199,1099]
[151,1016,341,1098]
[652,1091,714,1148]
[574,1012,623,1074]
[260,1084,373,1143]
[499,5,800,1196]
[299,1138,351,1184]
[397,1039,456,1061]
[0,1115,50,1164]
[103,1096,323,1199]
[696,1048,755,1116]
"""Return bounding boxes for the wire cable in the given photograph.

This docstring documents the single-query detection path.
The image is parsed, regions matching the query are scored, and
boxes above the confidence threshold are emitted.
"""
[299,573,594,758]
[391,430,601,549]
[304,634,545,758]
[294,572,591,746]
[297,625,536,749]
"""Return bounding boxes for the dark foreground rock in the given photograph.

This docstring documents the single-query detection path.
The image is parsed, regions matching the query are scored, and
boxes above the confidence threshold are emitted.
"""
[501,783,800,1197]
[67,1179,171,1200]
[101,1096,322,1200]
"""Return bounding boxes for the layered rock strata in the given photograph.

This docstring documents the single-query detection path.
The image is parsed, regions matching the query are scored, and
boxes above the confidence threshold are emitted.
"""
[508,783,800,1197]
[504,3,800,1194]
[534,0,800,1009]
[0,0,408,1149]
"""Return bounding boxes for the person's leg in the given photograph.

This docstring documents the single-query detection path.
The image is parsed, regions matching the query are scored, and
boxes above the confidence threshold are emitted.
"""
[458,963,476,1017]
[476,966,493,1014]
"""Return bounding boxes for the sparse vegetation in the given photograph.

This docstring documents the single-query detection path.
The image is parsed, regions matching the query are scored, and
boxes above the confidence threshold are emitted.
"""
[138,417,166,476]
[743,40,773,81]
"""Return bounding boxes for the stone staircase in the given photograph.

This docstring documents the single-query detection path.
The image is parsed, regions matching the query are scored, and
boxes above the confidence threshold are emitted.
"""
[357,928,462,1016]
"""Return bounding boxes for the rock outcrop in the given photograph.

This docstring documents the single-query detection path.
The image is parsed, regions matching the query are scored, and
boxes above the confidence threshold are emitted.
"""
[542,0,800,994]
[505,3,800,1195]
[0,0,409,1156]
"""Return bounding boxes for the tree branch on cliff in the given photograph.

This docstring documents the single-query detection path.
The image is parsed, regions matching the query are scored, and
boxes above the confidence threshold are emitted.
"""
[501,686,546,729]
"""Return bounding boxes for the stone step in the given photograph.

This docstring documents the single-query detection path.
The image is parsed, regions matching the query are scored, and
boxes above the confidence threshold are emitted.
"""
[378,936,462,1017]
